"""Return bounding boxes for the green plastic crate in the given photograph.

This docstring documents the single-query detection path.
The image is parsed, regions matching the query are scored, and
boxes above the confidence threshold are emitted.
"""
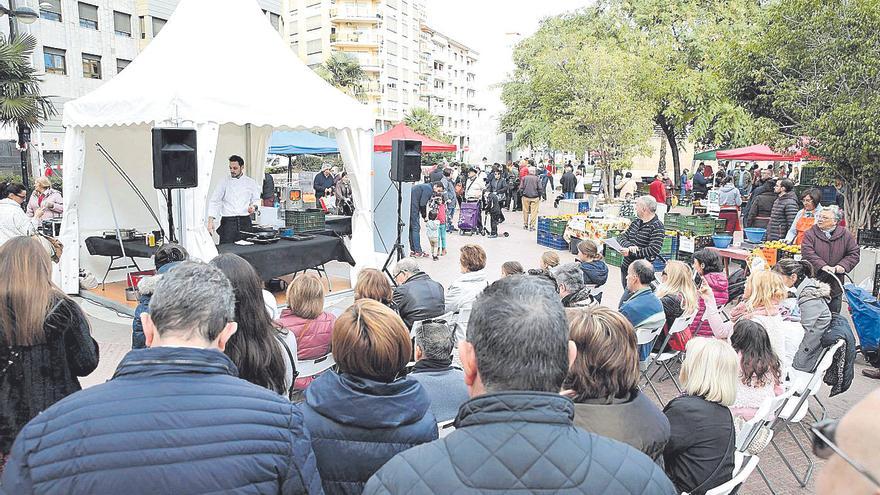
[604,245,623,267]
[285,209,326,232]
[715,218,728,233]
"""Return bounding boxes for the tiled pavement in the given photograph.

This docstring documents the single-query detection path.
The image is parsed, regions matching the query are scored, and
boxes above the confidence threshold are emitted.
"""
[78,198,879,495]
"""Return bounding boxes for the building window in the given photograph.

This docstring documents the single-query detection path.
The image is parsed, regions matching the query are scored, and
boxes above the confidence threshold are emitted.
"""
[152,17,166,36]
[139,16,146,38]
[305,15,321,31]
[113,11,132,37]
[116,58,130,73]
[387,13,396,32]
[306,1,320,7]
[401,20,408,38]
[82,53,101,79]
[40,0,62,21]
[43,47,66,75]
[387,40,397,56]
[78,2,98,30]
[306,39,322,55]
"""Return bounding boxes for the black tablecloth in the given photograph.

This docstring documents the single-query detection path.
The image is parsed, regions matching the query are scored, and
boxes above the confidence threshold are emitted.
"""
[85,234,355,281]
[325,215,352,237]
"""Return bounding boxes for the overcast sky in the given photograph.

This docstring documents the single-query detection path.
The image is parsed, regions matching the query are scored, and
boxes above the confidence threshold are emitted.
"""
[424,0,590,115]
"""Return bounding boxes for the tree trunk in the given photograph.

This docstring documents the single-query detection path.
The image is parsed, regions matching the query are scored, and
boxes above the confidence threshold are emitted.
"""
[657,117,681,186]
[844,179,880,233]
[658,132,667,175]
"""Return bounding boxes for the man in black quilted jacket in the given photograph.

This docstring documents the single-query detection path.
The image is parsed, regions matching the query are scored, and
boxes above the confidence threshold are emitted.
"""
[364,275,676,495]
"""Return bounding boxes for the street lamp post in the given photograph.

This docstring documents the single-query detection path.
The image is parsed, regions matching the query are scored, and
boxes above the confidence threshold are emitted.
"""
[0,0,38,191]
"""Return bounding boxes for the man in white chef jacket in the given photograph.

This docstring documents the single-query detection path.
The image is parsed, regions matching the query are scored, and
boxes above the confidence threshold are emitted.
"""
[207,155,261,244]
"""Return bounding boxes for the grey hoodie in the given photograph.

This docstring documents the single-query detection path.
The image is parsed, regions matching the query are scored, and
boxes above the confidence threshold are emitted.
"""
[793,278,833,372]
[717,184,742,207]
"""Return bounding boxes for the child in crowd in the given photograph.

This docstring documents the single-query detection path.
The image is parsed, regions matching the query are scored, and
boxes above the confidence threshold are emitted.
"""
[540,251,560,271]
[428,184,448,256]
[729,320,783,420]
[501,261,524,277]
[575,239,608,291]
[426,211,441,261]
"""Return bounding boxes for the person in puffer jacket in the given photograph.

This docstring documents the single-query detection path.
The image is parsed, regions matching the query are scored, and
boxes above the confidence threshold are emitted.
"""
[131,243,188,349]
[766,179,800,241]
[297,300,437,495]
[774,259,833,372]
[688,249,729,339]
[278,274,336,390]
[1,262,323,495]
[363,276,675,495]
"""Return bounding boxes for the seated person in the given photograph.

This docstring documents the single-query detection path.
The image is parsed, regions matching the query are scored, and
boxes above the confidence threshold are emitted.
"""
[277,274,336,390]
[551,262,597,308]
[619,260,666,362]
[391,257,445,329]
[409,321,469,423]
[356,268,398,310]
[501,261,524,277]
[563,306,670,463]
[729,320,783,421]
[576,240,608,300]
[132,243,188,349]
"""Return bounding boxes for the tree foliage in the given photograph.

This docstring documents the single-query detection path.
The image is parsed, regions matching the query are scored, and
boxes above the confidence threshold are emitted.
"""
[315,52,366,102]
[0,34,55,129]
[725,0,880,229]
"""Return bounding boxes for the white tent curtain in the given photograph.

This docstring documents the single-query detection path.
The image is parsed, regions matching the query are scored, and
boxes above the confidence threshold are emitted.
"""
[58,127,86,294]
[337,127,376,275]
[183,122,221,260]
[245,124,272,182]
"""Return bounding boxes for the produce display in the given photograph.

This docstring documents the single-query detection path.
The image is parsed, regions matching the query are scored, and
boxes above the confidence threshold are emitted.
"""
[749,240,802,267]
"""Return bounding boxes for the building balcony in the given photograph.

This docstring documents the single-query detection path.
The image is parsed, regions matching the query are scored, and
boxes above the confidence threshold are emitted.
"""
[330,6,381,24]
[343,52,381,71]
[330,33,381,48]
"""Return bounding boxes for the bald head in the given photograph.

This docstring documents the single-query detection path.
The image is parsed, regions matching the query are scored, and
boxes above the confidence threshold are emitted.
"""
[817,389,880,495]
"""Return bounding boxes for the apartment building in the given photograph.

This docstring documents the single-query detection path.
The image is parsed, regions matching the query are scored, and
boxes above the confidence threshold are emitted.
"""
[418,24,478,161]
[0,0,282,168]
[284,0,426,130]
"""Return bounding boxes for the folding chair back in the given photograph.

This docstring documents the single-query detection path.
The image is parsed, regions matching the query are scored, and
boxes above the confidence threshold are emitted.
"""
[635,321,664,347]
[736,389,794,452]
[780,339,845,422]
[297,353,336,379]
[586,284,605,301]
[704,453,761,495]
[438,420,456,438]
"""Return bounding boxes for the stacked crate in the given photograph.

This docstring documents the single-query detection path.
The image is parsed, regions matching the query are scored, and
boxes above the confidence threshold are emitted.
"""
[537,216,569,250]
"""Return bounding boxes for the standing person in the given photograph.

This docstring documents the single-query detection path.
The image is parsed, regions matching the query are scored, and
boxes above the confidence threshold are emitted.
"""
[520,166,541,231]
[662,173,674,207]
[617,195,665,291]
[802,206,860,314]
[733,162,753,197]
[207,155,261,244]
[745,177,777,229]
[713,163,728,188]
[25,177,63,224]
[663,338,738,495]
[560,165,577,200]
[410,321,469,423]
[692,163,709,200]
[391,257,445,329]
[767,178,800,241]
[784,188,823,245]
[649,174,667,205]
[298,300,437,494]
[313,163,335,199]
[440,168,457,232]
[564,306,670,463]
[427,185,448,254]
[425,211,440,260]
[364,276,676,495]
[574,169,586,199]
[0,237,99,467]
[334,172,354,216]
[210,254,290,397]
[680,168,690,201]
[463,167,485,202]
[261,171,275,207]
[408,181,434,257]
[615,171,638,199]
[278,274,336,391]
[0,182,35,246]
[0,261,322,495]
[717,176,742,233]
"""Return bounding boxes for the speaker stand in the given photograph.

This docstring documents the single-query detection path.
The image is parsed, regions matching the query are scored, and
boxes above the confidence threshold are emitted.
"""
[165,188,177,244]
[381,182,406,285]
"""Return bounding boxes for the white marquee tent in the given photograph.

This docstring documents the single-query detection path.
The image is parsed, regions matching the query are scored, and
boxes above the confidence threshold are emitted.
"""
[58,0,374,294]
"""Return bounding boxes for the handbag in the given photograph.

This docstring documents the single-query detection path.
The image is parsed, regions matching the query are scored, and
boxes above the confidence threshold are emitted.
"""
[274,331,299,401]
[34,233,63,263]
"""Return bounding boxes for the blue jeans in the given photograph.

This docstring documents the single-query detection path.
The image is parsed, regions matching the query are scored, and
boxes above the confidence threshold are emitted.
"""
[439,224,447,249]
[446,204,456,230]
[409,218,422,254]
[564,192,575,200]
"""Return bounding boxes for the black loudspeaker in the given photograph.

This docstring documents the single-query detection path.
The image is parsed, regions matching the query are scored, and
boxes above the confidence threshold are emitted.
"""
[152,128,198,189]
[390,139,422,182]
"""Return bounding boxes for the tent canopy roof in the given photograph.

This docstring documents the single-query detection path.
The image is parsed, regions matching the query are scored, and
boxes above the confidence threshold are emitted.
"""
[62,0,372,132]
[716,144,796,162]
[268,130,339,155]
[693,149,721,161]
[373,123,457,152]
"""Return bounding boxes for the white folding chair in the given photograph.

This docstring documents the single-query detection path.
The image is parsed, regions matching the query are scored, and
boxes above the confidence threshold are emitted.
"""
[437,420,456,438]
[704,453,761,495]
[644,312,697,404]
[735,389,795,495]
[635,321,666,404]
[296,353,336,379]
[769,339,845,487]
[584,284,605,304]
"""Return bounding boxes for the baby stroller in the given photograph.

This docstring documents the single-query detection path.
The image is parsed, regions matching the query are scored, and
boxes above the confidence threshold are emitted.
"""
[843,276,880,368]
[481,191,510,238]
[458,200,482,236]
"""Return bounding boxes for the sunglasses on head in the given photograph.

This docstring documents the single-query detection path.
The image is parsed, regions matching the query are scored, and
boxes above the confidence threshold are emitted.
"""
[811,419,880,488]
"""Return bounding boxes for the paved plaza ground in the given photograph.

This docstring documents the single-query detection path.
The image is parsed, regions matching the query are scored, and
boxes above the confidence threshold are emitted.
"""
[78,198,879,495]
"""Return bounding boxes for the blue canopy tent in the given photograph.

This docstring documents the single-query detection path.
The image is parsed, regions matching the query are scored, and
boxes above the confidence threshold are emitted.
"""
[268,130,339,156]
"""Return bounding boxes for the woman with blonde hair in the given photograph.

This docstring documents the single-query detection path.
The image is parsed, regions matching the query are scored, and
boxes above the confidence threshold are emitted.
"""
[277,273,336,391]
[0,237,99,464]
[655,260,699,351]
[25,176,64,224]
[563,306,670,462]
[297,300,436,493]
[663,337,737,494]
[354,268,396,309]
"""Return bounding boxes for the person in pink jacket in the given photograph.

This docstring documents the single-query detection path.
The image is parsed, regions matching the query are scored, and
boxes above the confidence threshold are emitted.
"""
[277,274,336,390]
[688,250,729,338]
[26,177,63,224]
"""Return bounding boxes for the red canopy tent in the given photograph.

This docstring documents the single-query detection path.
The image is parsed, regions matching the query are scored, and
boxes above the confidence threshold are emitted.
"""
[373,123,457,152]
[716,144,798,161]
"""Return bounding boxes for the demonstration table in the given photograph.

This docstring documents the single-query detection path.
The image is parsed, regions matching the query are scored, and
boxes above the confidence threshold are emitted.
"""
[85,234,355,284]
[325,215,352,237]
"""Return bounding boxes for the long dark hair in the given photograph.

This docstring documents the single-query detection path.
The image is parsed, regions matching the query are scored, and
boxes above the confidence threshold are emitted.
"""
[0,182,26,199]
[210,254,287,395]
[694,249,723,274]
[730,320,781,387]
[773,258,814,287]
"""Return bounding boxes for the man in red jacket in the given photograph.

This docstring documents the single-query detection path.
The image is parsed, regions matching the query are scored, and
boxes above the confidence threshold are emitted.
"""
[649,174,667,205]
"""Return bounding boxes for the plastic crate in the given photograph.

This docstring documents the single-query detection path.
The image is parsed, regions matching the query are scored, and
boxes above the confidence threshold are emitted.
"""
[604,245,623,267]
[653,257,667,272]
[664,213,681,230]
[858,229,880,248]
[285,209,326,232]
[800,166,820,186]
[660,234,679,256]
[578,201,590,213]
[715,218,728,233]
[694,235,714,251]
[538,232,568,250]
[676,251,693,265]
[548,218,568,235]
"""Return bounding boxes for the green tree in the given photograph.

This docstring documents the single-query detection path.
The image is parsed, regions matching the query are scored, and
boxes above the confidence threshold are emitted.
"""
[316,52,366,102]
[0,34,54,132]
[404,107,443,140]
[725,0,880,229]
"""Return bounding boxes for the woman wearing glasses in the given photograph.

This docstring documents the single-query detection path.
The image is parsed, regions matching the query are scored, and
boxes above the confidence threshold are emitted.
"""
[0,182,35,246]
[655,261,699,352]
